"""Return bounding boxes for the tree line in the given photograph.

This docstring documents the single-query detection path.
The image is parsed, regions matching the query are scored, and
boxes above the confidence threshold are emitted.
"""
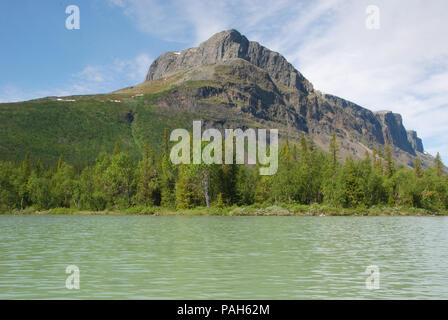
[0,131,447,212]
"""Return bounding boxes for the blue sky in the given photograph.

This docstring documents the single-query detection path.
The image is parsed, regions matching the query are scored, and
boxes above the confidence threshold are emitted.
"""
[0,0,169,97]
[1,0,447,163]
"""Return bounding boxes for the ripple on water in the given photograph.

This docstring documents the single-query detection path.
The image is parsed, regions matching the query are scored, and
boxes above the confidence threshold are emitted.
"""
[0,215,447,299]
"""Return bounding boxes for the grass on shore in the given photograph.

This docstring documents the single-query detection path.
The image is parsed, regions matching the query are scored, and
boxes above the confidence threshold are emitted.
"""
[2,203,446,216]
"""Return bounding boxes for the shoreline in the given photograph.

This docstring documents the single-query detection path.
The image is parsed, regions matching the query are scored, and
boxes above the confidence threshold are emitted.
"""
[2,204,446,216]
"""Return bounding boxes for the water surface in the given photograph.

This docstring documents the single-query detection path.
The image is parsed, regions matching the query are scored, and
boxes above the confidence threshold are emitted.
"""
[0,215,447,299]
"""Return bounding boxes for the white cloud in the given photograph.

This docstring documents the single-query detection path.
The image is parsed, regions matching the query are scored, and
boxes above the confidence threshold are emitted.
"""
[110,0,448,162]
[0,53,152,102]
[108,0,125,7]
[3,0,448,162]
[74,66,105,83]
[72,53,152,92]
[282,0,448,162]
[0,85,30,103]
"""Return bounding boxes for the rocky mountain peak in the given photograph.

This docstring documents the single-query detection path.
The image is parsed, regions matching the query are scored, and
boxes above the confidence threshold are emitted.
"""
[141,29,429,168]
[373,110,422,155]
[146,29,313,93]
[407,130,424,153]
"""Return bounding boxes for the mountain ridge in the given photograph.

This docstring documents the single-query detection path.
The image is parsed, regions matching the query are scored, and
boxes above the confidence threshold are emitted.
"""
[146,29,314,94]
[141,29,431,167]
[0,29,435,169]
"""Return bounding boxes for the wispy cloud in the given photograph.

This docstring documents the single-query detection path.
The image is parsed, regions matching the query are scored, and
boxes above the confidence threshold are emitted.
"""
[109,0,448,161]
[71,53,152,93]
[3,0,447,161]
[0,85,29,103]
[0,53,152,102]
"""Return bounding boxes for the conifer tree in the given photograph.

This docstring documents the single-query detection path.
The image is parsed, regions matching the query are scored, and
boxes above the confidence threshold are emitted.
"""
[292,144,298,161]
[2,131,448,212]
[175,165,196,209]
[215,193,224,208]
[136,141,152,205]
[143,140,150,162]
[322,138,342,206]
[414,158,423,178]
[384,143,395,178]
[434,152,444,177]
[254,175,271,203]
[57,155,63,171]
[35,159,42,178]
[329,133,339,169]
[218,138,239,204]
[163,128,169,154]
[160,133,176,207]
[22,152,31,180]
[19,152,31,209]
[300,133,308,156]
[341,158,365,207]
[113,141,120,155]
[308,135,316,153]
[272,138,295,202]
[375,148,383,172]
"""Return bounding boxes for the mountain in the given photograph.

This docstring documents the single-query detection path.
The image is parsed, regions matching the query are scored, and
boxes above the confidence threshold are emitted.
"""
[0,29,434,168]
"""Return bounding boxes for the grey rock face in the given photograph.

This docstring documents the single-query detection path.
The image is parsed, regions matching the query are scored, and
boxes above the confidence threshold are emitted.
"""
[407,130,424,153]
[146,29,313,93]
[144,29,427,165]
[374,111,417,155]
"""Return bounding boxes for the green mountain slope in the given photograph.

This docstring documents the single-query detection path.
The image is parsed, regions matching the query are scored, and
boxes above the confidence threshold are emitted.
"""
[0,30,437,169]
[0,90,194,165]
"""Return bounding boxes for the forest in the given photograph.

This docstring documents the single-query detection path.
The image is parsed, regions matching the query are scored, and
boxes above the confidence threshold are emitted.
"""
[0,131,447,215]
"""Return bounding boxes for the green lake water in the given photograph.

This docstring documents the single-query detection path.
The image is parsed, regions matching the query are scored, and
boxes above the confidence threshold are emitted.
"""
[0,215,447,299]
